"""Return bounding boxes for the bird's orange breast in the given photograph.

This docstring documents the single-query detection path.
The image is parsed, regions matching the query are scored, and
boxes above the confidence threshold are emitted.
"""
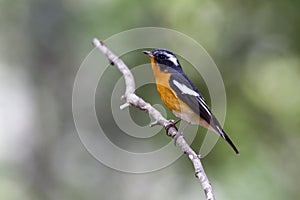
[149,57,203,125]
[150,57,182,112]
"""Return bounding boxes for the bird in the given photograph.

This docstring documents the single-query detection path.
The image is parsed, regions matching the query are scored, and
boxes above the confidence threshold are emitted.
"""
[143,49,239,154]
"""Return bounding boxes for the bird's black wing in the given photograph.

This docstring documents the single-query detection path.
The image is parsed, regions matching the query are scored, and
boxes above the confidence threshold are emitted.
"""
[169,71,239,154]
[168,71,213,125]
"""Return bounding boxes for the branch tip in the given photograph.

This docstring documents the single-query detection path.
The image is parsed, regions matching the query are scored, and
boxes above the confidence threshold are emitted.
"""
[92,38,101,47]
[120,102,130,110]
[149,120,160,127]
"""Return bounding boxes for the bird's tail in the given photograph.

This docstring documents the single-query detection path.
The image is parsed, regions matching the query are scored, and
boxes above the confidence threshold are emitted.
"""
[215,125,239,154]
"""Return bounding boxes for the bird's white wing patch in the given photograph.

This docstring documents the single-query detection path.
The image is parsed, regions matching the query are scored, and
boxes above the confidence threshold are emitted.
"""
[173,80,199,96]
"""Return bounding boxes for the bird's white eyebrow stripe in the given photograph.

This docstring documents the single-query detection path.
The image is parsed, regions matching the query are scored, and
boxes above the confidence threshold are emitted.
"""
[172,80,199,96]
[168,55,178,66]
[163,52,179,66]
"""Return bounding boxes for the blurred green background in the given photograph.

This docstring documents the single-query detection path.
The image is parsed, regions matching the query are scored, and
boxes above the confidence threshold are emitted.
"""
[1,0,300,199]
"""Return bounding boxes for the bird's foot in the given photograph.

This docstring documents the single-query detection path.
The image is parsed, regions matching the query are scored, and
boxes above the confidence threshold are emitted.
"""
[165,119,181,133]
[165,119,181,145]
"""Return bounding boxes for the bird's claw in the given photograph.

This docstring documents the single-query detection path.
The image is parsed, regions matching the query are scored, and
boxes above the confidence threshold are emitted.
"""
[165,119,181,133]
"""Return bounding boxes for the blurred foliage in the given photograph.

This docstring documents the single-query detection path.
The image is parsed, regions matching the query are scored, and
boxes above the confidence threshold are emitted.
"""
[1,0,300,200]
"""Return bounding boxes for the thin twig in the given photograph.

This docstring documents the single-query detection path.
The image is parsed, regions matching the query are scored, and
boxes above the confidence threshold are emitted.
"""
[92,38,215,200]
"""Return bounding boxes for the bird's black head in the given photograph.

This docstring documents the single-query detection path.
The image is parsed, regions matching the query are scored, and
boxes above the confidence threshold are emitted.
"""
[143,49,182,72]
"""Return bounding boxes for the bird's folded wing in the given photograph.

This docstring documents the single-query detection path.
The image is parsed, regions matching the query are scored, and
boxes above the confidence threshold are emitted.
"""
[168,72,215,126]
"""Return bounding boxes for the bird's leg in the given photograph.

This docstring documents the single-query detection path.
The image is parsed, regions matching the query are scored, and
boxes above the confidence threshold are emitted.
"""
[171,119,181,126]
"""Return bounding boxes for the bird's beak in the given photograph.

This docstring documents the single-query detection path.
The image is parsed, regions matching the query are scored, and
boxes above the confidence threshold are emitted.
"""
[143,50,153,57]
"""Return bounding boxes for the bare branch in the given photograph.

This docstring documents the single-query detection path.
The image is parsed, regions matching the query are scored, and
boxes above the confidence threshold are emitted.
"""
[92,38,215,200]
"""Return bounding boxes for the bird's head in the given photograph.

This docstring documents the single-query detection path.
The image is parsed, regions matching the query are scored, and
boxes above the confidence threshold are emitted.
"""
[143,49,182,72]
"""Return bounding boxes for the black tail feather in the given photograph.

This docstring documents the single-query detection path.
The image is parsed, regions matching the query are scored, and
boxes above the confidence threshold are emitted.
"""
[222,131,239,154]
[215,125,239,154]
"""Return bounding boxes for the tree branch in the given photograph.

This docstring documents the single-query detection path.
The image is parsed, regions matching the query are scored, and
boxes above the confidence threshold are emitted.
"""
[92,38,215,200]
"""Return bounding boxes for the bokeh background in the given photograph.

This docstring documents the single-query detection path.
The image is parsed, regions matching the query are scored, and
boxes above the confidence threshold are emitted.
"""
[1,0,300,199]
